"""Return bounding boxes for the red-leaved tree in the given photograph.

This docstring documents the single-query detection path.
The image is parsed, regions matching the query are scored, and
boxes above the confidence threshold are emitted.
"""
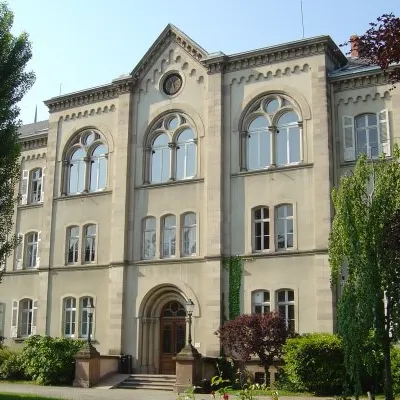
[217,312,292,380]
[349,13,400,85]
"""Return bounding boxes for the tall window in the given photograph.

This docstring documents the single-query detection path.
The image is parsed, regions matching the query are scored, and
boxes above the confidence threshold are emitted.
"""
[142,217,156,259]
[276,205,294,250]
[248,117,271,170]
[25,232,38,268]
[30,169,43,203]
[151,134,170,183]
[67,226,79,264]
[146,113,197,184]
[181,213,196,256]
[64,129,108,195]
[241,95,302,170]
[343,110,390,161]
[11,299,37,338]
[63,297,76,337]
[276,112,300,165]
[277,289,295,332]
[20,168,45,205]
[162,215,176,258]
[253,207,270,252]
[79,297,94,338]
[90,145,107,191]
[176,129,196,179]
[252,290,270,314]
[84,225,96,263]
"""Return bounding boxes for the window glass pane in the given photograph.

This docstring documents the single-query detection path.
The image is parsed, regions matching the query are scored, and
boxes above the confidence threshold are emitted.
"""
[288,290,294,301]
[259,131,271,167]
[278,111,298,126]
[255,236,261,251]
[178,129,194,142]
[186,142,196,178]
[145,217,156,230]
[153,134,169,147]
[287,233,294,248]
[286,205,293,217]
[277,291,285,302]
[356,130,367,155]
[289,127,300,163]
[164,216,176,227]
[276,130,287,166]
[265,98,279,114]
[161,148,170,182]
[184,213,196,226]
[255,222,261,236]
[288,305,295,319]
[249,116,269,131]
[168,117,179,131]
[367,114,377,126]
[263,291,270,302]
[355,116,366,128]
[263,221,269,235]
[262,207,269,219]
[278,305,285,316]
[263,234,269,250]
[254,208,262,220]
[176,147,185,180]
[92,144,107,157]
[254,305,262,314]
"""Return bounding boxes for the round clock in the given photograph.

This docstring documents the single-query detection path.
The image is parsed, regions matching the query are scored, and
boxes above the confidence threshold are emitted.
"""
[163,73,182,96]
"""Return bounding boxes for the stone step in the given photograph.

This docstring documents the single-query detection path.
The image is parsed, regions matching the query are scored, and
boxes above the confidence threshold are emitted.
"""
[117,374,176,391]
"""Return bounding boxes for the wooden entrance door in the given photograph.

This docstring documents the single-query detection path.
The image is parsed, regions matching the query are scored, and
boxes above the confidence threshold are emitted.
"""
[159,301,186,374]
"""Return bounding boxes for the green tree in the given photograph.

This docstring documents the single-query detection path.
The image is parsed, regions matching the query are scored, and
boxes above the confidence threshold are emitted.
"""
[0,2,35,281]
[329,147,400,400]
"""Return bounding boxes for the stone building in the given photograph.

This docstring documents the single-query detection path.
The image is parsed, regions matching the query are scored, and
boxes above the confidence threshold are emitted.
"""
[0,25,397,375]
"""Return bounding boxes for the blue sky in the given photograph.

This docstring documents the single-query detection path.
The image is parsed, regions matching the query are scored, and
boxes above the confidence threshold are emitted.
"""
[7,0,400,124]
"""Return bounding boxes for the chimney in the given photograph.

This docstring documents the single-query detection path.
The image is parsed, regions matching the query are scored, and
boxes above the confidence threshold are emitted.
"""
[350,35,359,58]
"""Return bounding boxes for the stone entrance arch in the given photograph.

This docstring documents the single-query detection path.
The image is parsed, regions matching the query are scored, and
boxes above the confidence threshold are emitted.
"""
[138,284,189,374]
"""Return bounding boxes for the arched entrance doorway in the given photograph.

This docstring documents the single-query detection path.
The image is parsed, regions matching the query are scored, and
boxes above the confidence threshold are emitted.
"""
[159,301,186,374]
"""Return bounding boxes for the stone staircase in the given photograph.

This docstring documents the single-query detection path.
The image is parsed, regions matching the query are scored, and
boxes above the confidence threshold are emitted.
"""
[117,374,176,390]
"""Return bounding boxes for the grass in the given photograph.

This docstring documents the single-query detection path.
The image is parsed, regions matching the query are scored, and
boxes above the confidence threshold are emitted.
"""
[227,389,314,397]
[0,394,63,400]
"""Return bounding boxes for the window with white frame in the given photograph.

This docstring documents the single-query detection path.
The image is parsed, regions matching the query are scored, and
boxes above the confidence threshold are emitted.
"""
[83,225,96,263]
[64,129,108,195]
[241,95,302,171]
[252,290,270,314]
[62,297,76,337]
[20,168,45,205]
[277,289,295,332]
[342,110,390,162]
[61,296,95,338]
[146,113,197,184]
[276,205,294,250]
[0,302,5,337]
[142,217,156,259]
[67,226,79,264]
[11,298,37,338]
[253,207,270,252]
[79,296,94,338]
[181,212,196,256]
[25,232,40,269]
[162,215,176,258]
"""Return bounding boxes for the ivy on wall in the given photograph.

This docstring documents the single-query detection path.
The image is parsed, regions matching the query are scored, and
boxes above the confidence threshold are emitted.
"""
[223,256,252,320]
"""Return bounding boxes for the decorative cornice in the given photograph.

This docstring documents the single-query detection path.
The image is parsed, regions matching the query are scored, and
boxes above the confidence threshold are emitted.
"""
[331,70,388,92]
[19,132,48,151]
[44,77,134,113]
[204,36,346,75]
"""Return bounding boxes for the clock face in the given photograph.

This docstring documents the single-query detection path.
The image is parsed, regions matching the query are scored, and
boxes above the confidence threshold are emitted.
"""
[163,73,182,96]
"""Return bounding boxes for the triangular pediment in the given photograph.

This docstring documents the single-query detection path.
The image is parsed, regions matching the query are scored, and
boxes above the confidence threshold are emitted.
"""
[131,24,208,81]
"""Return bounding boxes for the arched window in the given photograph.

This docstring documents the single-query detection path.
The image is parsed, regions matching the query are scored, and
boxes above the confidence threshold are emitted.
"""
[151,134,170,183]
[11,298,37,338]
[30,168,43,203]
[142,217,156,259]
[181,212,196,256]
[62,297,76,337]
[64,129,108,195]
[146,113,197,183]
[162,215,176,258]
[80,296,94,338]
[241,95,302,170]
[252,290,270,314]
[25,232,39,269]
[252,207,270,252]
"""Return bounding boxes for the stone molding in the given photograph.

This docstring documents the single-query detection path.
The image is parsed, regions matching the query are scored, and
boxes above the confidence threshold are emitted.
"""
[20,132,48,151]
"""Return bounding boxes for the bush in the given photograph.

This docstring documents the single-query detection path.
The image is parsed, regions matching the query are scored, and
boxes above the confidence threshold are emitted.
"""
[0,351,25,380]
[21,335,83,385]
[281,333,345,395]
[0,347,13,367]
[391,346,400,395]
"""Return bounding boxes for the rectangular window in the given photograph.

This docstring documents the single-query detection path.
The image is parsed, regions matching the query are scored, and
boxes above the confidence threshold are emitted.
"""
[84,225,96,263]
[276,205,293,250]
[30,169,43,203]
[67,227,79,264]
[143,217,156,259]
[25,232,38,268]
[80,297,93,338]
[0,303,5,337]
[162,215,176,258]
[19,299,36,337]
[277,289,295,332]
[253,207,270,252]
[63,297,76,337]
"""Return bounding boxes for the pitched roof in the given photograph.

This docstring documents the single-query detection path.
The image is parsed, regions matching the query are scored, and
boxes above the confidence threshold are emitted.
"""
[19,120,49,138]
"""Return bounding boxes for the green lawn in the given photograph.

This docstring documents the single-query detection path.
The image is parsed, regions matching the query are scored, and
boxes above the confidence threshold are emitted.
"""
[0,393,63,400]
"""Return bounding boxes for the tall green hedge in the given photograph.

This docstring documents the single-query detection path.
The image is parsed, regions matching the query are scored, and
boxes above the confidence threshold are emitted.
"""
[282,333,345,395]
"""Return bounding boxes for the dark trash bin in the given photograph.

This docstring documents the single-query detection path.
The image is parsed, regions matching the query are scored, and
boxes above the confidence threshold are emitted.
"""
[119,354,132,374]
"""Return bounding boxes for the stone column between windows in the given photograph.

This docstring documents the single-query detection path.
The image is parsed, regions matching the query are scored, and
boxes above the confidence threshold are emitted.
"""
[148,318,156,373]
[239,131,248,171]
[83,156,91,192]
[312,60,333,332]
[61,160,69,195]
[269,126,277,167]
[140,317,150,372]
[168,142,176,181]
[298,121,304,163]
[143,146,151,184]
